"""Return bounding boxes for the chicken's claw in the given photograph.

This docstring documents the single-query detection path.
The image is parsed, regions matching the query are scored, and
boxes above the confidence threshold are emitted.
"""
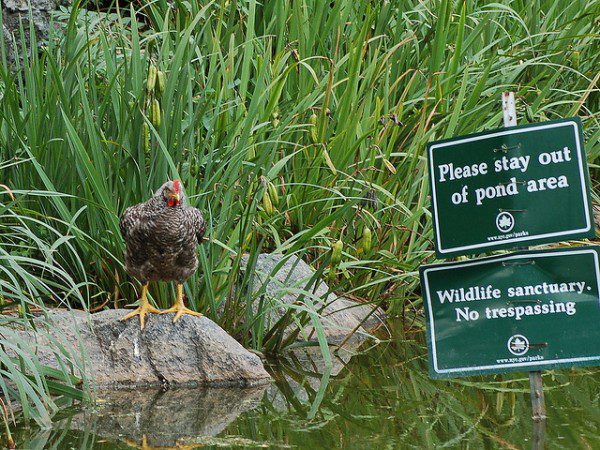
[121,284,159,329]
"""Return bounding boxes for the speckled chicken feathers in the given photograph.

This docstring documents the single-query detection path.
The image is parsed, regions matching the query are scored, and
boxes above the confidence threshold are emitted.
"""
[120,184,206,284]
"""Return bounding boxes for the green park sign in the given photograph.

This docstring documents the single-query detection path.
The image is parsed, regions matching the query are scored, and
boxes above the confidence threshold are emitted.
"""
[428,117,594,258]
[420,247,600,378]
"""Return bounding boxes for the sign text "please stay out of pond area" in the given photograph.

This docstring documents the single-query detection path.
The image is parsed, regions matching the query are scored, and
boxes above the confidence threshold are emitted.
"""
[420,247,600,378]
[427,117,594,258]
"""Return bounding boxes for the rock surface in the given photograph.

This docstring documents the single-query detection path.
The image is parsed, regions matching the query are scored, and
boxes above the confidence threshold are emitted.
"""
[2,0,71,68]
[235,253,385,343]
[6,309,270,388]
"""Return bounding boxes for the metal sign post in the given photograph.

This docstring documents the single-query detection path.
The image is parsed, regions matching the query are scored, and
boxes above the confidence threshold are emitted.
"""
[502,92,546,423]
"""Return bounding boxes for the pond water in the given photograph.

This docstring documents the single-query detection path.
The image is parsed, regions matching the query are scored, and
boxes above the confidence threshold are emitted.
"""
[5,321,600,449]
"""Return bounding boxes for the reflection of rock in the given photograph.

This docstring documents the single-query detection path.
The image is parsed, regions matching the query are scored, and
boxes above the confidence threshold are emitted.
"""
[56,386,266,448]
[265,340,362,412]
[281,342,359,377]
[5,309,270,387]
[232,253,385,343]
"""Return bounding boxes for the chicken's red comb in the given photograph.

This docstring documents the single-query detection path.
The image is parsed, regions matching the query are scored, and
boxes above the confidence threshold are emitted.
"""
[173,179,181,193]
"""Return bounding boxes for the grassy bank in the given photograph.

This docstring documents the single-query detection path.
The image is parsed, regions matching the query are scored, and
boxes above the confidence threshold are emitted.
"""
[1,0,598,425]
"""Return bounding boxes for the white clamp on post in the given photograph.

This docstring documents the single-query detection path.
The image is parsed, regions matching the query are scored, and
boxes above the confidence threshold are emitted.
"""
[502,92,517,127]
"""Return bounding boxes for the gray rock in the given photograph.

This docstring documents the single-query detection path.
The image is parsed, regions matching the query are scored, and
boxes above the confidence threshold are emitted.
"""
[2,0,71,69]
[235,253,385,343]
[5,309,270,388]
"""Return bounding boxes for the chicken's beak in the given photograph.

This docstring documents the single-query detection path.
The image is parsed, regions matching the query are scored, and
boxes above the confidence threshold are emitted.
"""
[172,193,180,202]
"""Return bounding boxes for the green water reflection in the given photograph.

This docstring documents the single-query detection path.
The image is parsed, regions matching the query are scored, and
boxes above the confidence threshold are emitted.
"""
[5,323,600,449]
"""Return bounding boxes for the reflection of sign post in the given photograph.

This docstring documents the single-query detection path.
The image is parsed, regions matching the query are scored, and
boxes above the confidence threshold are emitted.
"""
[428,117,594,258]
[420,247,600,378]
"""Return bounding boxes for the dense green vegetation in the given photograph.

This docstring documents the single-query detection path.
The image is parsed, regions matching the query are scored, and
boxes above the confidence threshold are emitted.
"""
[0,0,598,427]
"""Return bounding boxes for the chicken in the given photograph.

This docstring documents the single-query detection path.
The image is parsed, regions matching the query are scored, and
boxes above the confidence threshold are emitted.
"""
[119,180,207,329]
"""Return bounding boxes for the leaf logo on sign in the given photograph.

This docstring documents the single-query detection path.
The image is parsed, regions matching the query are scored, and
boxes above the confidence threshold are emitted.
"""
[507,334,529,356]
[496,212,515,233]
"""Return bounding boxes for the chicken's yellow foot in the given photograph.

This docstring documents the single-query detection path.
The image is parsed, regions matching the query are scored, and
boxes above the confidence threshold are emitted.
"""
[121,283,160,329]
[160,284,203,323]
[123,434,149,450]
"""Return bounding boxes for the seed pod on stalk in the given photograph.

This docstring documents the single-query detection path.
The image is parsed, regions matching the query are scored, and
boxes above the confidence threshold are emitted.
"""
[309,113,318,143]
[142,122,150,154]
[331,239,343,266]
[156,70,165,96]
[147,64,157,94]
[361,227,372,253]
[267,181,279,207]
[151,99,161,128]
[321,146,337,175]
[569,51,580,69]
[263,190,274,216]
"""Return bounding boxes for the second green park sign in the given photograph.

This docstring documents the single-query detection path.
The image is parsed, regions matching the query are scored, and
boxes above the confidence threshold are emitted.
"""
[427,117,594,258]
[420,246,600,378]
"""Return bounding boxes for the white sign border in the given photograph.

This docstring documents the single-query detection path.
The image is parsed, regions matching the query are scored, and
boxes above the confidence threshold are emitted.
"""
[429,120,592,255]
[422,249,600,375]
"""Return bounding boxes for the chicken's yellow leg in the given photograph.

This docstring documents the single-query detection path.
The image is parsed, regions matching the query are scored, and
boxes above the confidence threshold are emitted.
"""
[160,284,203,323]
[121,283,160,329]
